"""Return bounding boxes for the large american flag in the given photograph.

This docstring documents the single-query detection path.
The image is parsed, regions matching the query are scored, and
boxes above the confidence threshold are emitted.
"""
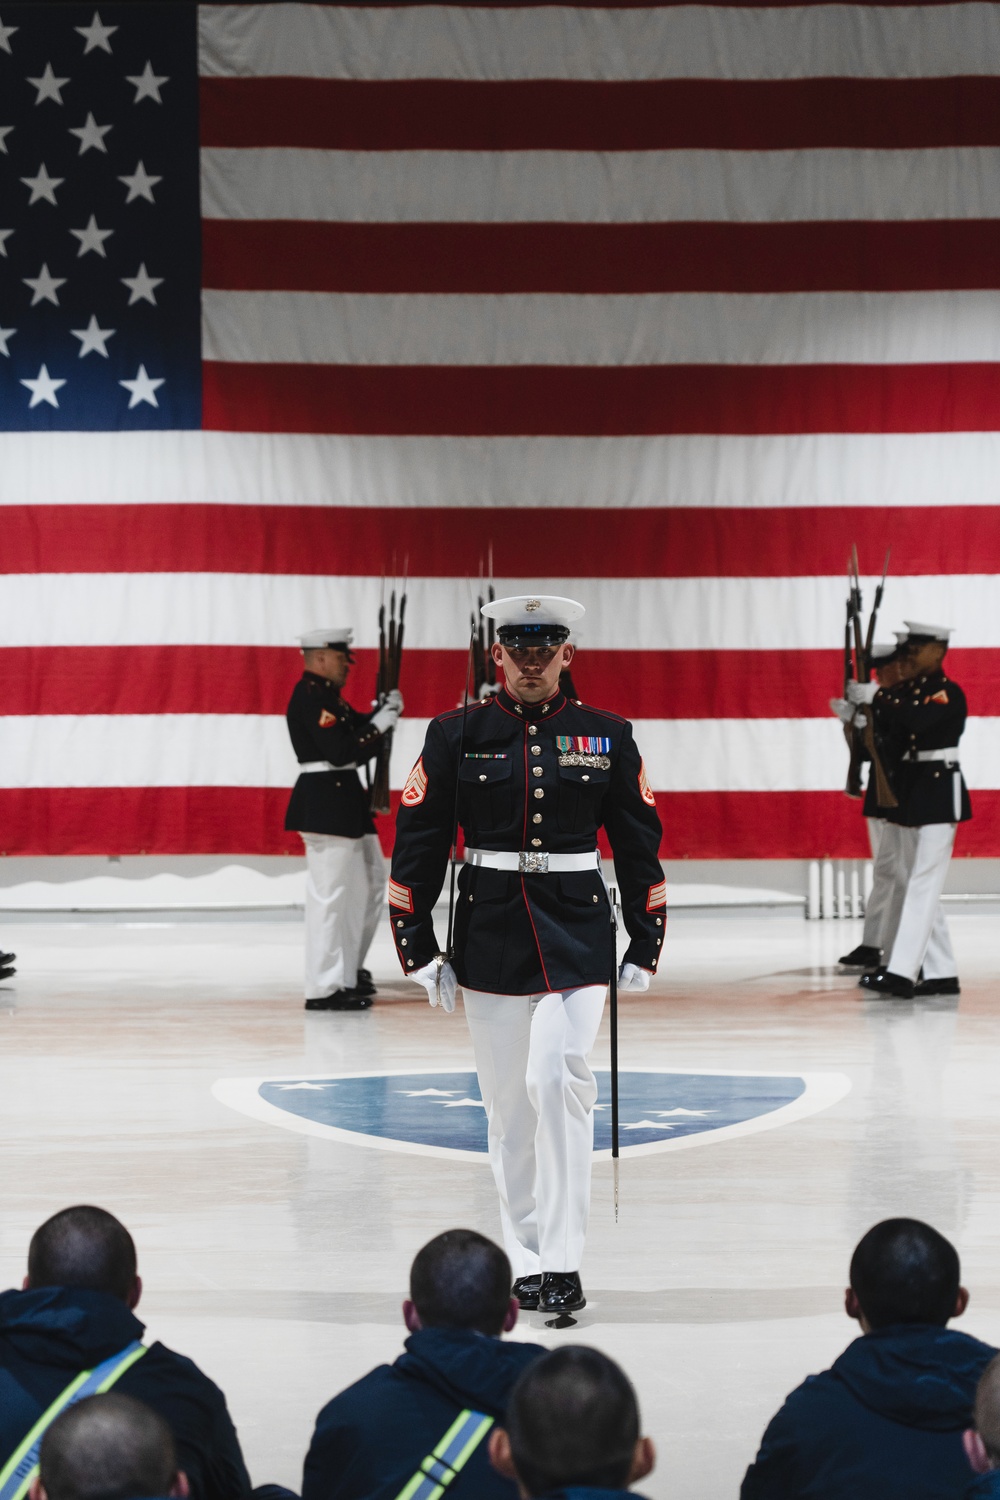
[1,0,997,861]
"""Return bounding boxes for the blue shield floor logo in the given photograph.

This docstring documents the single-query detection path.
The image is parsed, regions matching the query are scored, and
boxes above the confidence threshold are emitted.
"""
[213,1069,850,1160]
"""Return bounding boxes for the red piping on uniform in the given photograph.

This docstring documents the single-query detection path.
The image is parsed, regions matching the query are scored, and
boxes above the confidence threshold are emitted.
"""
[521,875,553,993]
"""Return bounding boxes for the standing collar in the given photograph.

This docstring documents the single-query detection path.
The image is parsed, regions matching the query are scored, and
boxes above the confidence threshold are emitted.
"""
[304,671,339,694]
[497,686,566,722]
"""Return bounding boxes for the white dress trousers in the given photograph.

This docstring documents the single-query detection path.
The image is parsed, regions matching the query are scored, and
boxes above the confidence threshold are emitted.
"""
[886,823,958,983]
[462,984,606,1278]
[861,818,895,949]
[300,832,387,998]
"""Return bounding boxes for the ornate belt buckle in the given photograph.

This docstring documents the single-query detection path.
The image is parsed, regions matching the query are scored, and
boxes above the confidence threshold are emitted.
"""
[519,850,549,874]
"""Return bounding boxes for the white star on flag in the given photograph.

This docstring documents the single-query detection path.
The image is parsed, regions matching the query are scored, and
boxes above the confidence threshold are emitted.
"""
[69,112,112,154]
[70,316,115,358]
[396,1088,460,1098]
[27,64,69,105]
[126,61,168,104]
[20,163,64,206]
[121,263,163,305]
[0,125,13,153]
[0,16,18,53]
[120,364,164,408]
[0,229,13,256]
[273,1081,329,1091]
[23,263,66,306]
[0,326,15,356]
[70,215,114,258]
[21,364,66,409]
[75,11,117,53]
[118,160,161,204]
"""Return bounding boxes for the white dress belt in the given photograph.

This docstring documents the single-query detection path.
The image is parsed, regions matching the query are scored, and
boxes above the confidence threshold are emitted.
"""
[298,760,358,773]
[464,848,599,874]
[907,748,960,762]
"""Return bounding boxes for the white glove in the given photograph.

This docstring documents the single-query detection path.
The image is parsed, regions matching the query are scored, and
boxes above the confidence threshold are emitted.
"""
[370,704,401,735]
[618,962,651,992]
[846,680,879,705]
[478,682,502,699]
[410,956,457,1013]
[829,697,855,725]
[384,688,404,715]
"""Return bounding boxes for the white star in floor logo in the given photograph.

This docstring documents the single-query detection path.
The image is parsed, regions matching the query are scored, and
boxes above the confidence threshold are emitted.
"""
[441,1098,486,1109]
[75,11,117,53]
[0,125,13,154]
[120,364,164,408]
[23,263,66,306]
[27,64,69,105]
[70,215,113,258]
[126,61,168,104]
[21,364,66,409]
[20,164,64,206]
[0,325,16,357]
[0,16,18,53]
[0,229,13,257]
[70,316,114,358]
[121,263,163,306]
[273,1082,329,1091]
[69,112,112,155]
[118,160,161,205]
[396,1088,460,1098]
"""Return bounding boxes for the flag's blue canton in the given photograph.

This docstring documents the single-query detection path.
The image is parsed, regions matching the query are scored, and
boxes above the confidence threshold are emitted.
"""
[0,3,199,430]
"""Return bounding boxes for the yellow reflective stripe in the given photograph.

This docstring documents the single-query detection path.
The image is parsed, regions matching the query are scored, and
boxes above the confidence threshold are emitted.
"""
[392,1409,494,1500]
[443,1414,493,1473]
[95,1344,146,1392]
[0,1370,92,1500]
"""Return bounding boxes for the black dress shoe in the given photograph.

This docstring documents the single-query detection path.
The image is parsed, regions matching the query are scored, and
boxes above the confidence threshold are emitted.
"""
[914,976,961,997]
[0,965,15,981]
[839,944,881,968]
[538,1272,586,1313]
[353,969,376,997]
[512,1275,543,1310]
[858,966,886,988]
[305,990,372,1011]
[861,969,915,999]
[0,951,15,967]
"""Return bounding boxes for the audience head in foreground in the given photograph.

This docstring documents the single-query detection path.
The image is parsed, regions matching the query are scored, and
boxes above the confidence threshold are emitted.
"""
[30,1394,187,1500]
[405,1228,518,1336]
[964,1355,1000,1494]
[27,1205,140,1307]
[490,1346,655,1498]
[740,1218,997,1500]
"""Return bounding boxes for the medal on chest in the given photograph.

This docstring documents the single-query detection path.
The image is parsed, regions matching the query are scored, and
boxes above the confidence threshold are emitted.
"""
[556,735,611,769]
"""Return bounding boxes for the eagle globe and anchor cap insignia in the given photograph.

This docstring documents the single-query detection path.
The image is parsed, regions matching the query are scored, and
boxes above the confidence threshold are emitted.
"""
[213,1068,851,1159]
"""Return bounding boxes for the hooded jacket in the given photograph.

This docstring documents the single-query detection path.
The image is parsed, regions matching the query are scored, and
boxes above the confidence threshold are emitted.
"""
[741,1323,997,1500]
[966,1473,1000,1497]
[0,1287,251,1500]
[302,1326,545,1500]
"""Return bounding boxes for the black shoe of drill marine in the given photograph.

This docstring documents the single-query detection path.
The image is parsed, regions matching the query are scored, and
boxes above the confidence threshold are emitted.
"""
[538,1272,586,1314]
[0,951,15,967]
[353,968,376,997]
[861,969,915,1000]
[512,1275,544,1310]
[304,990,372,1011]
[839,944,882,968]
[0,965,15,982]
[913,976,961,997]
[858,966,887,989]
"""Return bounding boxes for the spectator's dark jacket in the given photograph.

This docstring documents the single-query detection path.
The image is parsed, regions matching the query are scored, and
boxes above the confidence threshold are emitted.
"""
[303,1327,544,1500]
[536,1491,651,1500]
[0,1287,250,1500]
[741,1323,997,1500]
[966,1473,1000,1497]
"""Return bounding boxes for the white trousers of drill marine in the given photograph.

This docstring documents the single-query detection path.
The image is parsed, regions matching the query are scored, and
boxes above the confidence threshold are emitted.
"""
[861,818,895,950]
[301,833,386,997]
[885,824,958,984]
[463,985,606,1279]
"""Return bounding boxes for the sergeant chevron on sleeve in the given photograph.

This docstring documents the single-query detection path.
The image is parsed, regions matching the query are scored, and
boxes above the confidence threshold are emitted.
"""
[388,595,666,1318]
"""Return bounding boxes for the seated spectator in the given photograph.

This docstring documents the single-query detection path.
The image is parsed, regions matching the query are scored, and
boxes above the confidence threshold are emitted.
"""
[302,1229,545,1500]
[0,1206,251,1500]
[30,1393,188,1500]
[488,1345,655,1498]
[741,1217,997,1500]
[964,1354,1000,1496]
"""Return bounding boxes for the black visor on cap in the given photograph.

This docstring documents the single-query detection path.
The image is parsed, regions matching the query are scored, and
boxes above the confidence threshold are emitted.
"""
[316,639,354,661]
[869,647,899,666]
[497,622,571,649]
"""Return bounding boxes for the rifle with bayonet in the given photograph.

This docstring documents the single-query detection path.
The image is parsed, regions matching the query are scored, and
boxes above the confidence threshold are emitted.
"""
[370,568,406,815]
[845,546,897,810]
[470,549,497,699]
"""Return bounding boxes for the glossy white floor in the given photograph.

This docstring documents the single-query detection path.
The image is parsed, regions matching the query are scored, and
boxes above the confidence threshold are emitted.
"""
[1,906,999,1500]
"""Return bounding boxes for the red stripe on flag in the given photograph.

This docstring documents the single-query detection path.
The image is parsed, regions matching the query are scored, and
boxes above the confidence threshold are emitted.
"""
[0,787,994,858]
[200,76,1000,153]
[201,220,1000,295]
[203,361,1000,436]
[6,505,1000,579]
[2,647,996,721]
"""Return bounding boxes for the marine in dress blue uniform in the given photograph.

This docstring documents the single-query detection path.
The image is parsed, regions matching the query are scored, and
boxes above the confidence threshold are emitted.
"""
[285,628,402,1011]
[850,621,971,999]
[388,597,666,1314]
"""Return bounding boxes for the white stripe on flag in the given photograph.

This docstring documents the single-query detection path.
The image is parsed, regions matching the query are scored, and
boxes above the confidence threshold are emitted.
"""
[1,575,998,650]
[198,3,1000,83]
[1,715,995,792]
[201,146,1000,226]
[203,289,1000,368]
[5,432,1000,509]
